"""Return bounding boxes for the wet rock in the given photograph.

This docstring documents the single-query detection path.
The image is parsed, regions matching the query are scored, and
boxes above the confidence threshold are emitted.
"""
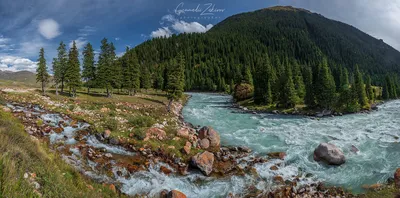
[191,151,214,176]
[313,143,345,165]
[177,128,189,139]
[238,146,252,153]
[270,165,279,171]
[350,145,359,153]
[395,168,400,188]
[160,166,173,175]
[95,133,105,141]
[182,141,191,155]
[198,126,220,148]
[109,137,119,145]
[53,127,63,134]
[267,152,286,160]
[272,110,279,114]
[199,138,210,149]
[167,190,187,198]
[103,129,111,138]
[273,175,284,184]
[160,189,169,198]
[105,153,113,158]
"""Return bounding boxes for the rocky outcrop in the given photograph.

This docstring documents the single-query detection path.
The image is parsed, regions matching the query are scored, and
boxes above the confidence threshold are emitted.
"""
[177,128,190,139]
[313,143,345,165]
[144,127,166,141]
[191,151,214,176]
[198,126,220,148]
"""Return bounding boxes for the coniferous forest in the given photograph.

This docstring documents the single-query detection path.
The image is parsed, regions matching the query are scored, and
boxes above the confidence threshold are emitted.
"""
[38,6,400,113]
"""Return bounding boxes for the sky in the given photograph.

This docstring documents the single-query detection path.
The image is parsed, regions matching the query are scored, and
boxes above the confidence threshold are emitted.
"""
[0,0,399,72]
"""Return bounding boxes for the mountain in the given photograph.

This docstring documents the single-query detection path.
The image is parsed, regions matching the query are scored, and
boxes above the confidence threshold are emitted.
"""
[132,6,400,92]
[0,70,37,85]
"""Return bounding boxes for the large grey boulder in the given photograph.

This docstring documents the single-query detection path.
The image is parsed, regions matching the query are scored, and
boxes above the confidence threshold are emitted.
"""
[191,151,214,176]
[313,143,346,165]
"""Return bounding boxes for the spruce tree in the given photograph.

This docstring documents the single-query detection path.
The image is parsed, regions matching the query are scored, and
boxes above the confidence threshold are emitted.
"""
[382,78,390,100]
[52,57,60,95]
[65,41,81,97]
[243,66,253,85]
[97,38,115,97]
[141,65,152,91]
[36,48,49,96]
[292,60,305,100]
[365,75,374,101]
[55,42,68,93]
[315,58,336,109]
[166,52,185,112]
[82,42,96,94]
[353,65,367,107]
[123,49,141,95]
[253,55,270,105]
[279,65,298,108]
[303,65,315,108]
[338,68,353,110]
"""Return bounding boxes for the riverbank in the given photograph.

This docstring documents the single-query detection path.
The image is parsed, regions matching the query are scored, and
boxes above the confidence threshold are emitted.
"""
[234,97,383,118]
[1,87,399,197]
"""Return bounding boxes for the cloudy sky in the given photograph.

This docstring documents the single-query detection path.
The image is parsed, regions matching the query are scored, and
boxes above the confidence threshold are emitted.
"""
[0,0,399,72]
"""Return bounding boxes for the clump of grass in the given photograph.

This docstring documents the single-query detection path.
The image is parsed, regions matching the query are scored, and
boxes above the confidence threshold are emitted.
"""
[133,128,146,140]
[128,115,155,128]
[103,117,118,131]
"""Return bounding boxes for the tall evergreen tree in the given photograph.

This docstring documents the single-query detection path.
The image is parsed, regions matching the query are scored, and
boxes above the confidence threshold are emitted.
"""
[382,77,390,100]
[243,66,253,85]
[315,58,336,109]
[36,48,50,96]
[141,65,152,91]
[365,75,374,101]
[303,65,315,107]
[292,60,306,101]
[82,42,96,94]
[353,65,367,107]
[52,57,60,95]
[166,52,185,111]
[253,54,271,104]
[97,38,115,97]
[65,41,81,97]
[54,42,68,93]
[279,64,298,108]
[123,49,141,95]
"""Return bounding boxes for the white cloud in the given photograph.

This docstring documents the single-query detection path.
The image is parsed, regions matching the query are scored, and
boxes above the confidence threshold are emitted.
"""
[78,26,96,37]
[172,21,213,33]
[38,19,61,39]
[150,14,213,38]
[69,37,87,49]
[150,27,172,38]
[0,55,37,72]
[115,37,120,41]
[18,39,48,57]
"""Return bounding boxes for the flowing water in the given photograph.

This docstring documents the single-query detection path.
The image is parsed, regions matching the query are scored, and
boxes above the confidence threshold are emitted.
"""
[182,93,400,193]
[7,92,400,197]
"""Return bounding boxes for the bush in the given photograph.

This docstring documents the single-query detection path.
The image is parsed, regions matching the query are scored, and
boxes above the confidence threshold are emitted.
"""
[103,118,118,131]
[133,128,146,140]
[233,83,254,101]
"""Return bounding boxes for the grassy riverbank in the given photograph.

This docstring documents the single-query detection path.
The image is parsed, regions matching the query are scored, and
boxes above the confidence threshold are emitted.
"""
[0,107,122,197]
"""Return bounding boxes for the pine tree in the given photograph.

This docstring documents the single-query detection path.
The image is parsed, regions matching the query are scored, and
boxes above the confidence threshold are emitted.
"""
[279,64,298,108]
[303,65,315,108]
[315,58,336,109]
[338,68,353,110]
[141,65,152,91]
[353,65,367,107]
[253,55,270,104]
[123,49,141,95]
[166,52,185,112]
[365,75,374,101]
[382,78,390,100]
[36,48,49,96]
[54,42,68,94]
[65,41,81,97]
[292,60,306,101]
[52,57,60,95]
[243,66,253,85]
[97,38,115,97]
[82,42,96,94]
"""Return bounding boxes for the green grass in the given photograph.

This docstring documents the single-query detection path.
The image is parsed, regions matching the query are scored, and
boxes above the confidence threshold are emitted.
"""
[0,108,124,198]
[363,184,400,198]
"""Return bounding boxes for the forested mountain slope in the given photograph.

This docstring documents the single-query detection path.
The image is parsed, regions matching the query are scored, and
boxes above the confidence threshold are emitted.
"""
[133,6,400,92]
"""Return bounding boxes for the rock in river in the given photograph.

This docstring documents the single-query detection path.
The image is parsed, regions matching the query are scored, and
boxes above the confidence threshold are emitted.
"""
[395,168,400,188]
[167,190,187,198]
[198,126,220,148]
[191,151,214,176]
[313,143,346,165]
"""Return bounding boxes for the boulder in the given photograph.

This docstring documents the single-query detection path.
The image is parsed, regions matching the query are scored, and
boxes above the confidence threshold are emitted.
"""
[182,141,191,155]
[177,128,189,139]
[198,126,220,148]
[267,152,286,160]
[313,143,346,165]
[160,189,169,198]
[103,129,111,138]
[395,168,400,188]
[191,151,215,176]
[199,138,210,149]
[167,190,187,198]
[160,166,173,175]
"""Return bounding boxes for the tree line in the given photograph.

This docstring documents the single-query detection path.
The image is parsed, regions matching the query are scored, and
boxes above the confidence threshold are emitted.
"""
[35,38,185,110]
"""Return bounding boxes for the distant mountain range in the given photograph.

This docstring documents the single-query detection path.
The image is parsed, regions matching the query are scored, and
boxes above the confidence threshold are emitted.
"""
[0,70,37,85]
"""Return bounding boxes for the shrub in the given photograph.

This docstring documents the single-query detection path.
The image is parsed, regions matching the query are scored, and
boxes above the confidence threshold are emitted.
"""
[233,83,254,101]
[128,115,155,128]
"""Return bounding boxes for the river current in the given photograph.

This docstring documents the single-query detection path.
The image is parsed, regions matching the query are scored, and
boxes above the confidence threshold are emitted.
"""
[182,93,400,194]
